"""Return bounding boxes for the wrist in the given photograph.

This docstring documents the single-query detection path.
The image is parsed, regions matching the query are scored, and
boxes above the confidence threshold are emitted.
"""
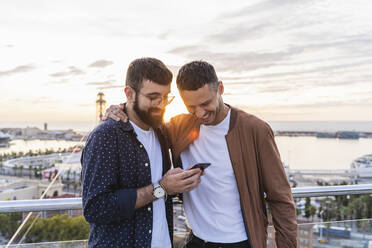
[153,181,167,201]
[159,180,168,200]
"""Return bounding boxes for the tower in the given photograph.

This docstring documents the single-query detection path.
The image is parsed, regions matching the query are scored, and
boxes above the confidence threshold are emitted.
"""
[96,92,106,122]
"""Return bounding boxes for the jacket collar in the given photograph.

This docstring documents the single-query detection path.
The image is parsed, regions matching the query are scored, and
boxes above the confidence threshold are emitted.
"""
[226,104,238,133]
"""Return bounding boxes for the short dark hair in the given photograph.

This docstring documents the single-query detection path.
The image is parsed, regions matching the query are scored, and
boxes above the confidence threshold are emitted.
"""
[176,60,218,91]
[125,57,172,91]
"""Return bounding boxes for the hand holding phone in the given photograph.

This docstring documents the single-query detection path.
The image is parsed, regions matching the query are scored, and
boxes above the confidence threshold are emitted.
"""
[190,163,211,171]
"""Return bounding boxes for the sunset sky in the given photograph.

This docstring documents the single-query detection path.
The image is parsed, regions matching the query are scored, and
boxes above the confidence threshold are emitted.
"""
[1,0,372,129]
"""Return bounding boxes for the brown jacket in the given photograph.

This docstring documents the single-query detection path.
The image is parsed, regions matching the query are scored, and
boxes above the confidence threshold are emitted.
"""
[166,105,297,248]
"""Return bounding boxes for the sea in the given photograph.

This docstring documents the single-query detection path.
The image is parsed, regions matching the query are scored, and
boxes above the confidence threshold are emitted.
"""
[1,121,371,170]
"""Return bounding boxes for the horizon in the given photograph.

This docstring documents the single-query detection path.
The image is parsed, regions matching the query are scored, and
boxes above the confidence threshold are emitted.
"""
[1,0,372,123]
[1,120,372,133]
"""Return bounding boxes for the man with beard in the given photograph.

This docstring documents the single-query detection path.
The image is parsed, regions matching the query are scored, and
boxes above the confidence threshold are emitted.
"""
[81,58,202,248]
[106,60,298,248]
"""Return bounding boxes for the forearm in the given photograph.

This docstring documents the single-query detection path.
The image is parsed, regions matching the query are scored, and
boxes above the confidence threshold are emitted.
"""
[135,184,156,209]
[83,188,137,224]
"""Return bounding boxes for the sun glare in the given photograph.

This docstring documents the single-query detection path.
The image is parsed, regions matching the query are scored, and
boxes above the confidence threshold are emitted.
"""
[164,95,188,122]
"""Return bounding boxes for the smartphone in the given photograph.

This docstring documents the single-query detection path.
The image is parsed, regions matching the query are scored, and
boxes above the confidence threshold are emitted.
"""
[190,163,211,171]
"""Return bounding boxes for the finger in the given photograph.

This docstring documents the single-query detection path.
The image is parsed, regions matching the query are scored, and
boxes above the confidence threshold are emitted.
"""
[115,112,128,122]
[108,105,118,111]
[184,177,202,192]
[108,113,120,122]
[119,103,125,110]
[178,168,200,179]
[182,172,201,186]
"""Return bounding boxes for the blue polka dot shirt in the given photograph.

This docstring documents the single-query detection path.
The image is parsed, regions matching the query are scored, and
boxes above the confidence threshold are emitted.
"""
[81,118,173,247]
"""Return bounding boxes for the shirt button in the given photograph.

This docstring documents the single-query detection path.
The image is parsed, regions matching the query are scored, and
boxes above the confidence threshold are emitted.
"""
[148,207,151,211]
[139,144,143,148]
[149,230,152,234]
[145,163,149,167]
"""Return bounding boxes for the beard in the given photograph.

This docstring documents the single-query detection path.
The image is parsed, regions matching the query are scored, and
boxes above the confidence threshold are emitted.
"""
[133,95,165,128]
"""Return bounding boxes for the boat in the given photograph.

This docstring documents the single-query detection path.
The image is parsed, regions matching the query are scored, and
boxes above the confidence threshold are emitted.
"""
[0,131,10,147]
[336,131,360,139]
[316,132,337,138]
[350,154,372,178]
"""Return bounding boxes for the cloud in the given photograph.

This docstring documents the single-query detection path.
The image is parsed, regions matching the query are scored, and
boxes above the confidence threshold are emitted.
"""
[158,31,170,40]
[86,80,115,86]
[0,64,35,77]
[85,80,122,90]
[255,85,293,93]
[168,45,303,73]
[218,0,295,20]
[31,96,58,105]
[49,66,85,77]
[76,103,92,107]
[206,23,270,43]
[47,79,69,85]
[97,85,123,90]
[88,60,113,68]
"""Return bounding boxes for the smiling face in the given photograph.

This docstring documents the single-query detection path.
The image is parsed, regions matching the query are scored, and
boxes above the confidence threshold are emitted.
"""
[180,82,225,125]
[127,79,171,128]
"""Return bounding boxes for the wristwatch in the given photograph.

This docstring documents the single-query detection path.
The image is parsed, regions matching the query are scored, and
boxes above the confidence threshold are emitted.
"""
[153,182,166,199]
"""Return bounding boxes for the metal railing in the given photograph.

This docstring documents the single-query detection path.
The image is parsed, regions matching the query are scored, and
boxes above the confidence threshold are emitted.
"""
[1,184,372,213]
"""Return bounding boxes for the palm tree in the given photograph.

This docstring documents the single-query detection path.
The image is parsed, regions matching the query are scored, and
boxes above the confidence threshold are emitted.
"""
[73,171,77,182]
[28,165,33,179]
[309,205,317,222]
[13,164,18,176]
[33,167,38,178]
[66,178,71,192]
[73,182,79,193]
[19,165,24,177]
[67,169,71,182]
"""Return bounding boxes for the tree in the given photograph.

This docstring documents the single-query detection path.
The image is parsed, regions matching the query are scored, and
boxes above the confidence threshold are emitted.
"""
[33,166,38,178]
[296,208,302,216]
[13,164,18,176]
[73,182,79,193]
[309,205,317,222]
[23,214,90,243]
[304,197,311,219]
[66,178,71,192]
[28,165,33,179]
[0,212,22,239]
[19,165,24,177]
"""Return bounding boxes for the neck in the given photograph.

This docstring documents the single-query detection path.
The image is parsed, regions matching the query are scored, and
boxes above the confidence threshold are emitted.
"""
[214,103,230,125]
[126,102,151,131]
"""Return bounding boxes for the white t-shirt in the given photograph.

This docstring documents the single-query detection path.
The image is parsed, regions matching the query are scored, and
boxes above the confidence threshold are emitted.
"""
[180,109,248,243]
[130,121,171,248]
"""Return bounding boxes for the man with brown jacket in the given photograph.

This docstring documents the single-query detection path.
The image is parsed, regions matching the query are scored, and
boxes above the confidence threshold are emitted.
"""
[107,60,297,248]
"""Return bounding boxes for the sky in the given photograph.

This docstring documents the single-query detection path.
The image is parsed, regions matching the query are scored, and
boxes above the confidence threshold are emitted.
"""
[1,0,372,130]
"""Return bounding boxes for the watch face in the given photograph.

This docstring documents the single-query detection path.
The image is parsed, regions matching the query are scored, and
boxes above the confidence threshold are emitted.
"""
[154,187,165,198]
